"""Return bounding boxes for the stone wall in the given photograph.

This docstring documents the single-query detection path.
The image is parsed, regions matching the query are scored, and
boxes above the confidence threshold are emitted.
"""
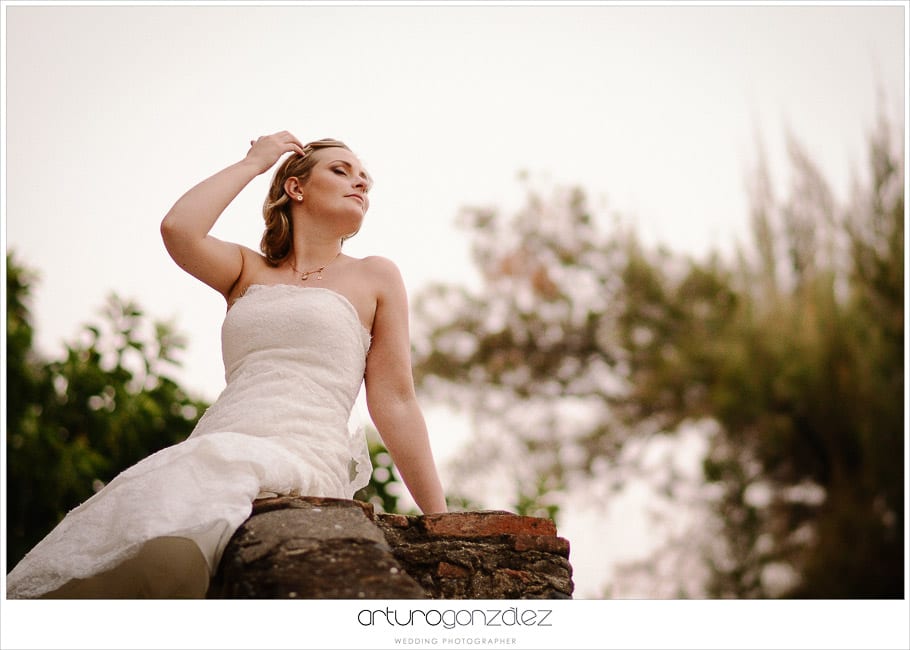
[376,511,573,599]
[208,496,573,599]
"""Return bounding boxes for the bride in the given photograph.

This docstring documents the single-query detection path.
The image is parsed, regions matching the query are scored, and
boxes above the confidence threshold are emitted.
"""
[6,131,447,598]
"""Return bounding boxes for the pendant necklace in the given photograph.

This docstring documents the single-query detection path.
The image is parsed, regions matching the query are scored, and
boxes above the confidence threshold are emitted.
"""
[290,251,341,281]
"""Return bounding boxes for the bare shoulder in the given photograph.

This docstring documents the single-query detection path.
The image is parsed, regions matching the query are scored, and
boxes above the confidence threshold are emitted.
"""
[357,256,407,297]
[357,255,402,278]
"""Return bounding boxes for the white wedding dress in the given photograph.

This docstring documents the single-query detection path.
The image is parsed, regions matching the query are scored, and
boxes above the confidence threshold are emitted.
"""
[6,284,373,598]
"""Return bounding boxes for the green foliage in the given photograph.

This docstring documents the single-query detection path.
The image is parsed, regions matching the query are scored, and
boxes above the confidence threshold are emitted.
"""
[411,112,904,597]
[681,116,903,598]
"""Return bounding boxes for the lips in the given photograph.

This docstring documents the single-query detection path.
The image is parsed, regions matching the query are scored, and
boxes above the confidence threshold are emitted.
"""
[346,194,365,205]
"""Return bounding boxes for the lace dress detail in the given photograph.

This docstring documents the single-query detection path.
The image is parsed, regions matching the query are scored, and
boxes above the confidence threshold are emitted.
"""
[7,284,373,599]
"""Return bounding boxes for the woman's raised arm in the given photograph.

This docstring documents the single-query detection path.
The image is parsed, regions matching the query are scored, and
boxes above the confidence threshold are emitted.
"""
[160,131,305,297]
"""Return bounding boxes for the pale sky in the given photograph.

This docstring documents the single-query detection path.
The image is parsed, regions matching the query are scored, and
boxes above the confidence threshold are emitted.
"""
[2,1,907,647]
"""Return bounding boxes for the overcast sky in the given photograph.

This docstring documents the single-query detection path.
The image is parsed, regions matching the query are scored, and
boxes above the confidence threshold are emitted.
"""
[6,3,903,402]
[2,0,907,646]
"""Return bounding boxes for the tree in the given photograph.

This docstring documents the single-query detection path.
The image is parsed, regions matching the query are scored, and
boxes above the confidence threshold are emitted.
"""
[412,181,633,520]
[411,113,904,597]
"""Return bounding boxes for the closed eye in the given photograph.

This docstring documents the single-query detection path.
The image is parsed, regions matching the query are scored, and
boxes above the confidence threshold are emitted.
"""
[329,159,372,191]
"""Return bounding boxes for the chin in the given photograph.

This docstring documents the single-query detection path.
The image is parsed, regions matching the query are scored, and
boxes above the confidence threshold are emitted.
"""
[346,214,365,231]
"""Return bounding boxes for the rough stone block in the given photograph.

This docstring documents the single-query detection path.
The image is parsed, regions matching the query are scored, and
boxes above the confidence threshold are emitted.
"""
[511,534,571,556]
[210,498,573,600]
[209,497,425,599]
[437,561,471,578]
[421,511,558,538]
[374,511,573,599]
[377,513,412,528]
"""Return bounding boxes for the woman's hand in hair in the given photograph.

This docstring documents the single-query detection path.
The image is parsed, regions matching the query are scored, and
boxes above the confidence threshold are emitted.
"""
[244,131,307,175]
[162,131,304,298]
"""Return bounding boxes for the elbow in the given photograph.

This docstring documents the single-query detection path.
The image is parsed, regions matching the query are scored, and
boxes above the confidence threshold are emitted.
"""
[366,386,419,429]
[367,380,417,410]
[160,211,192,251]
[160,212,178,244]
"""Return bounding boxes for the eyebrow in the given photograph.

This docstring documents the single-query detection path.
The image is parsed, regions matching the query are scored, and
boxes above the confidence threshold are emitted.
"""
[329,159,373,186]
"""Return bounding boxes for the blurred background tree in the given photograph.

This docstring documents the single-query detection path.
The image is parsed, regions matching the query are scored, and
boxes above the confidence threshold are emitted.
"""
[354,427,482,515]
[355,429,407,514]
[411,111,904,598]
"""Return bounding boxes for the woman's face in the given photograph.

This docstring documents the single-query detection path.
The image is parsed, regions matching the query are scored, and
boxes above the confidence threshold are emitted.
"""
[299,148,371,230]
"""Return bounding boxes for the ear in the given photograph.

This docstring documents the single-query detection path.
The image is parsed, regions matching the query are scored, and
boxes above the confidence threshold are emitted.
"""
[284,177,304,200]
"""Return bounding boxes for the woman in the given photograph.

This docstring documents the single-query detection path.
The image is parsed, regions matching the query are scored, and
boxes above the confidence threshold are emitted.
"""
[6,132,447,598]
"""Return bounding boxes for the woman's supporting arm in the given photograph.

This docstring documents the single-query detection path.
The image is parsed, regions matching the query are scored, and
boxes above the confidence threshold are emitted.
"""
[364,257,447,514]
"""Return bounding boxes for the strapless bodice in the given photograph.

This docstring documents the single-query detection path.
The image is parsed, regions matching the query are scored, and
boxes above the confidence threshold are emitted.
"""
[191,284,371,443]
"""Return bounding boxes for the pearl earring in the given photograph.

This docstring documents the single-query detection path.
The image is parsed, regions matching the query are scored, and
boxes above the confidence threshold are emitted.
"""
[297,195,303,201]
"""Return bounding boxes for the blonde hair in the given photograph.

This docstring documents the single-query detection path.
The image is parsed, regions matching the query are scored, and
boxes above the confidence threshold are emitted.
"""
[260,138,352,264]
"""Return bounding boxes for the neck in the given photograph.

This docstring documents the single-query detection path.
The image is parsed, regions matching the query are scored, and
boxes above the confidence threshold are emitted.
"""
[288,230,343,271]
[289,244,342,271]
[289,206,349,266]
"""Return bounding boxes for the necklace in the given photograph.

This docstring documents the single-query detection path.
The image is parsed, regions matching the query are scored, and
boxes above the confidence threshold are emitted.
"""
[289,251,341,281]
